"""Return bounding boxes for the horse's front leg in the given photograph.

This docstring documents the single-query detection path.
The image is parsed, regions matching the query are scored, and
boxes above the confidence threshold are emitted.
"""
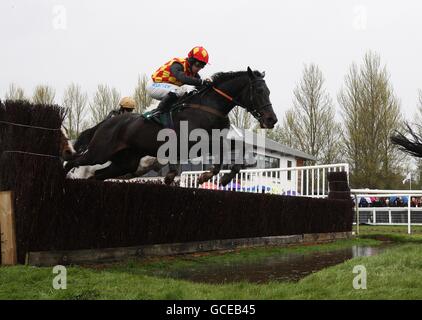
[220,164,242,187]
[198,164,221,184]
[220,141,245,187]
[197,135,227,185]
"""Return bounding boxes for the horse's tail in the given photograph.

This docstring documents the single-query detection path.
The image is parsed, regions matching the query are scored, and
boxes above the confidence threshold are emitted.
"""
[391,124,422,158]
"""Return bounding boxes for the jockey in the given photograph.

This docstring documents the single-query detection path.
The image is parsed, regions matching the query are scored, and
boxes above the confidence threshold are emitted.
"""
[105,97,136,120]
[146,46,212,114]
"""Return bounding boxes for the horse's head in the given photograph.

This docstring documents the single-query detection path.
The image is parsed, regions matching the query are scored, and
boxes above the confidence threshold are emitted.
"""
[244,67,278,129]
[60,126,77,161]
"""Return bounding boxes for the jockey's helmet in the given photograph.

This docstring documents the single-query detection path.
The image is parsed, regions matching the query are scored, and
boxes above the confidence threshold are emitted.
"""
[188,46,209,65]
[119,97,136,109]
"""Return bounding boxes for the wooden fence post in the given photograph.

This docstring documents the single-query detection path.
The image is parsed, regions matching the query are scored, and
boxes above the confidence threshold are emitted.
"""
[0,191,17,265]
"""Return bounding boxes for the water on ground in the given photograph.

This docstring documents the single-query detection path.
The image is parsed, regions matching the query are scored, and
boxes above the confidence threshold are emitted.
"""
[154,244,394,284]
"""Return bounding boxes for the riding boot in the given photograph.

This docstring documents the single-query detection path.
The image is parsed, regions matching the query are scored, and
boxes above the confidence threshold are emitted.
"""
[157,92,178,113]
[156,92,178,127]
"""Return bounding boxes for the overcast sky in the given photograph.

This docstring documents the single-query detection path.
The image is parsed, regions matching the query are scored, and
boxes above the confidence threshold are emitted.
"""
[1,0,421,121]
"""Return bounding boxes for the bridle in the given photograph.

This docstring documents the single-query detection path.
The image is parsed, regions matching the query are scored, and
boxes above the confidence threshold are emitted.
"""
[212,78,272,120]
[177,76,272,120]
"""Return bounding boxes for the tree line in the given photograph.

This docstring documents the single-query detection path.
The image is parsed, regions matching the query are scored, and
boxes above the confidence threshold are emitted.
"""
[231,51,419,189]
[4,74,154,140]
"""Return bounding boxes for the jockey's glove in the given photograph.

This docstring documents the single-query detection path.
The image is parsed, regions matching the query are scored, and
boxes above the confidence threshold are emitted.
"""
[202,79,213,87]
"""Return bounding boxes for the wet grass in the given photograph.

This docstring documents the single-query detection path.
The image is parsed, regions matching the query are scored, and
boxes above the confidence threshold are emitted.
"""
[107,237,380,274]
[1,226,422,299]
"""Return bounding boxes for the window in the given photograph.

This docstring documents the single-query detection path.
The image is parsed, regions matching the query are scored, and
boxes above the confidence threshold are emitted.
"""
[253,153,280,169]
[265,155,280,169]
[287,160,292,180]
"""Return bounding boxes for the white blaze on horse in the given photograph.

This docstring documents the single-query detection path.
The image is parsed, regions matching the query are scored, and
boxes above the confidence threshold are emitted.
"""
[60,127,77,160]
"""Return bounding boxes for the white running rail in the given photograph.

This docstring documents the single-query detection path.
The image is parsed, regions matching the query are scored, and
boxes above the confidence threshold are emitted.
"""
[180,163,349,198]
[350,189,422,234]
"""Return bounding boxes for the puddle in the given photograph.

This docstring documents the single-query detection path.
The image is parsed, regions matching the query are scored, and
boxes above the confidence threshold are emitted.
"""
[154,244,395,284]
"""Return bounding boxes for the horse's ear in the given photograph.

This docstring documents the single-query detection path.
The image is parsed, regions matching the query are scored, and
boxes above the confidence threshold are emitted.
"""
[247,66,255,79]
[262,71,266,78]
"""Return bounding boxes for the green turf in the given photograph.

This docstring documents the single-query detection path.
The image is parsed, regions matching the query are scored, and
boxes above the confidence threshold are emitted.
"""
[1,226,421,300]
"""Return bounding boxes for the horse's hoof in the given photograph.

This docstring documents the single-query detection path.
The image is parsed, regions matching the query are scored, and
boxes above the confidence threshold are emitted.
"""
[164,173,176,185]
[220,175,232,187]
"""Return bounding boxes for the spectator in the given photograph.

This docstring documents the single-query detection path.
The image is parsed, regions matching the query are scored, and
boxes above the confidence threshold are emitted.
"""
[411,197,417,207]
[359,197,369,207]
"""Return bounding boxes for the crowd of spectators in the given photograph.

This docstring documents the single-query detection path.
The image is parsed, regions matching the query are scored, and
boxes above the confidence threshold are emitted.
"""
[357,196,422,208]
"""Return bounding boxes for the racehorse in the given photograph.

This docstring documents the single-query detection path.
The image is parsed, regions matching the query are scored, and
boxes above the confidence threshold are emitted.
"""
[64,67,278,186]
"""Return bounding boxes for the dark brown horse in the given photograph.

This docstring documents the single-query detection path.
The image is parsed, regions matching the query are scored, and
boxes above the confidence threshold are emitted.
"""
[64,68,278,185]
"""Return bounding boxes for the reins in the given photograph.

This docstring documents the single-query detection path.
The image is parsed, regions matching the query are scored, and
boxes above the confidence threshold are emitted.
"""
[175,76,271,120]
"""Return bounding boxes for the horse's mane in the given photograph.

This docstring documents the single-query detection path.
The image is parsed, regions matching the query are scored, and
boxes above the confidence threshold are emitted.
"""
[211,70,263,85]
[176,69,264,104]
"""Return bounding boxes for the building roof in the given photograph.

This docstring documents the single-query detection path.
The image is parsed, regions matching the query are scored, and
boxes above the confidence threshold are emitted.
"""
[227,125,317,161]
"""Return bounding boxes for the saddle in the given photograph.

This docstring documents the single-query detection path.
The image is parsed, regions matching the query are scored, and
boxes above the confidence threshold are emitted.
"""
[141,91,198,128]
[142,103,181,129]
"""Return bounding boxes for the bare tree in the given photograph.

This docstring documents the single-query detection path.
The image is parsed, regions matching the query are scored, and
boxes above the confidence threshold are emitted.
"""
[62,83,88,139]
[339,51,404,188]
[133,74,154,113]
[416,89,422,124]
[419,89,422,108]
[32,85,56,105]
[229,106,257,129]
[5,83,26,101]
[277,63,342,164]
[89,84,121,124]
[264,124,285,144]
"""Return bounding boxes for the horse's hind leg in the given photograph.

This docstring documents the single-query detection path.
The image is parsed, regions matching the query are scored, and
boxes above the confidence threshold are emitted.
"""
[93,163,129,181]
[107,151,143,180]
[64,148,115,174]
[120,157,163,179]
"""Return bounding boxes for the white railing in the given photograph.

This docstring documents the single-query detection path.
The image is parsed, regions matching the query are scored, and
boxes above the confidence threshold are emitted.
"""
[350,189,422,234]
[180,163,349,197]
[354,207,422,225]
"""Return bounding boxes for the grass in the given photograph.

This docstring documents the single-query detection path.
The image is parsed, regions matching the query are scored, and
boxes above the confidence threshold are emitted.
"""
[355,224,422,235]
[1,226,422,300]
